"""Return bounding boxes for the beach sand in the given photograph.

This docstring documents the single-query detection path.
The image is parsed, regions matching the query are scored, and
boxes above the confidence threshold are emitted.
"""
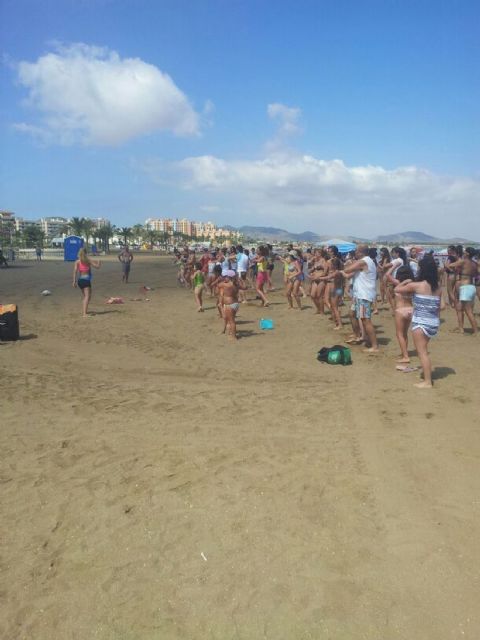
[1,255,479,639]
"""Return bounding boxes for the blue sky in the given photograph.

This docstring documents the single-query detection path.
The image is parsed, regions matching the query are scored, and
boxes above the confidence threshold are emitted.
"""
[1,0,479,238]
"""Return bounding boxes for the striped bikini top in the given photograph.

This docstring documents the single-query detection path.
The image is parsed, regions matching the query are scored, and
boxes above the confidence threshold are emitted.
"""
[412,294,440,327]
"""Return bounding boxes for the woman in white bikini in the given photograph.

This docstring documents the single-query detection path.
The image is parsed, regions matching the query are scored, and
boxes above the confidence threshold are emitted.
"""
[386,264,415,365]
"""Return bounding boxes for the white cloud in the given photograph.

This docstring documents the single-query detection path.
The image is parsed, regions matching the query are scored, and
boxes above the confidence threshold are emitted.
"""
[14,43,201,145]
[172,153,480,237]
[267,103,302,137]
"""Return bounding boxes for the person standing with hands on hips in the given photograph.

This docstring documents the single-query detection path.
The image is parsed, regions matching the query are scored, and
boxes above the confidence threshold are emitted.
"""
[118,245,134,283]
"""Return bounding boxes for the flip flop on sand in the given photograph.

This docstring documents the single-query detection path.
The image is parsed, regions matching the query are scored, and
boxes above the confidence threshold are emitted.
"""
[395,365,419,372]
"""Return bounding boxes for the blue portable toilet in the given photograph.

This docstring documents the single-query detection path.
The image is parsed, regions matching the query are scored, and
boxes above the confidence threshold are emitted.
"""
[64,236,84,261]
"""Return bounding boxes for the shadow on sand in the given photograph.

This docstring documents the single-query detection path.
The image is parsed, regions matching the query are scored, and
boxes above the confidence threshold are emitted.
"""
[432,367,456,381]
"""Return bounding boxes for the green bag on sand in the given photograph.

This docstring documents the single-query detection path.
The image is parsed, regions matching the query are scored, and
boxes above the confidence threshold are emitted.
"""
[317,345,352,365]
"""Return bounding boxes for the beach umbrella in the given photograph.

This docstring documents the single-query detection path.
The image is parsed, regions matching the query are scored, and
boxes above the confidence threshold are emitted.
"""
[319,239,357,254]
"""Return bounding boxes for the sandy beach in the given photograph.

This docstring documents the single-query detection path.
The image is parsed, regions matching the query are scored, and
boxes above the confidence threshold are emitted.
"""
[1,254,479,639]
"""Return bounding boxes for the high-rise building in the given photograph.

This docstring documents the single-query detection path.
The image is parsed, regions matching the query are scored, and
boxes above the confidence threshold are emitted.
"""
[39,217,69,239]
[0,211,16,244]
[91,217,110,229]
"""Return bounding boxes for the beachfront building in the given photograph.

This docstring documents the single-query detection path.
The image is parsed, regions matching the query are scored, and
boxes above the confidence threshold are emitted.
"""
[0,210,16,245]
[91,217,111,229]
[145,217,174,233]
[144,217,240,242]
[39,217,69,240]
[14,216,39,234]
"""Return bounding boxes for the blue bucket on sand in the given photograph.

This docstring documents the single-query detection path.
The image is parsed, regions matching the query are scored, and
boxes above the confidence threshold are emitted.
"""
[259,318,274,330]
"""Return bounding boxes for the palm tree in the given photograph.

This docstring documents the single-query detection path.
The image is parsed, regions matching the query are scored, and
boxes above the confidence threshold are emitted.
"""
[96,223,114,253]
[144,228,160,250]
[70,217,86,237]
[59,222,71,237]
[132,224,144,244]
[119,226,133,246]
[83,219,95,248]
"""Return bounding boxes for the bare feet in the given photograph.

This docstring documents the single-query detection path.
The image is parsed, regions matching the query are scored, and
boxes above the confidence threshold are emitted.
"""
[396,357,410,364]
[414,381,433,388]
[363,347,379,354]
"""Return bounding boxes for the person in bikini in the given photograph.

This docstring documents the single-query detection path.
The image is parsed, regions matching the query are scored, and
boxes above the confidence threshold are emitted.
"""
[210,264,224,317]
[317,257,344,329]
[443,245,459,308]
[284,252,302,310]
[377,248,391,305]
[448,247,478,335]
[395,255,444,388]
[386,264,415,365]
[254,246,270,307]
[218,269,246,340]
[192,262,205,312]
[73,248,101,317]
[307,249,328,314]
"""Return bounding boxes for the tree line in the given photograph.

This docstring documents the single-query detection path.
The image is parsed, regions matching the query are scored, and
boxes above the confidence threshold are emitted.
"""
[9,218,206,251]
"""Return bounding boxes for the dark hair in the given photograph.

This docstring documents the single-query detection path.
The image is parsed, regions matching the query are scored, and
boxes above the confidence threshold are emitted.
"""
[213,264,222,276]
[328,245,339,257]
[417,255,439,290]
[368,247,378,265]
[393,246,407,265]
[396,265,414,282]
[258,245,268,257]
[456,245,463,257]
[331,257,342,270]
[194,262,202,270]
[448,245,456,254]
[465,246,476,259]
[380,247,391,261]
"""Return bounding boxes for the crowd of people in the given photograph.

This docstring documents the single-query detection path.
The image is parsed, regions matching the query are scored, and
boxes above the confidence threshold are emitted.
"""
[174,242,479,388]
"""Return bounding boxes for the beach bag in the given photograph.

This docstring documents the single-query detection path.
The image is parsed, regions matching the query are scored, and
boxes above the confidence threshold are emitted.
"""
[0,304,20,341]
[317,344,352,365]
[259,318,274,330]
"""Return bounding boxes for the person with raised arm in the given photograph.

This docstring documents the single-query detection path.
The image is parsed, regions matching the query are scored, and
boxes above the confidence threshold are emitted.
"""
[395,255,444,388]
[341,245,379,354]
[73,248,101,317]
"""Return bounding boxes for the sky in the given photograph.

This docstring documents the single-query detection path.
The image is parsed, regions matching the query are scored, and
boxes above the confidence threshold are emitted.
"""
[1,0,479,239]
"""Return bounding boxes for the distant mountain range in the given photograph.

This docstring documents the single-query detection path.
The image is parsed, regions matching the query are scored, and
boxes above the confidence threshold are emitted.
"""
[227,226,478,245]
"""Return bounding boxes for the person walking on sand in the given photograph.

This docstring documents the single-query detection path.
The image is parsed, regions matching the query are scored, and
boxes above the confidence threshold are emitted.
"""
[73,248,101,317]
[118,245,134,283]
[192,262,205,312]
[395,255,444,388]
[447,247,478,335]
[341,245,379,354]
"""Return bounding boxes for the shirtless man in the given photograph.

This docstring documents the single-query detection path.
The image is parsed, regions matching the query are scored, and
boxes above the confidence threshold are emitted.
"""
[118,246,134,283]
[217,269,246,340]
[448,247,478,335]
